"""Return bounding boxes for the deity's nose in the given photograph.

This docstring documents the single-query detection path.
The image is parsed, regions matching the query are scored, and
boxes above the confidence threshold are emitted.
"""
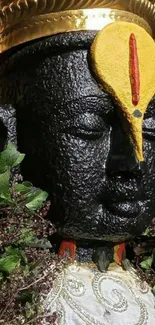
[106,124,146,176]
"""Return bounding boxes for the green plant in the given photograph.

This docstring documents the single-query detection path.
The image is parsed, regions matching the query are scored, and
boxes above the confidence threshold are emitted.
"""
[0,142,48,212]
[0,246,27,274]
[0,143,55,324]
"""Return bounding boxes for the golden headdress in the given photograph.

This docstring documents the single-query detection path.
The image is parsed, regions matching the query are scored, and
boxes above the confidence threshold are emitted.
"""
[1,0,155,163]
[0,0,155,53]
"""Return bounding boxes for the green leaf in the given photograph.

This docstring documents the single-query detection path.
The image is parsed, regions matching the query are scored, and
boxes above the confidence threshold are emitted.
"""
[0,142,25,173]
[152,285,155,296]
[0,254,20,273]
[25,302,35,319]
[0,272,3,281]
[18,228,36,245]
[22,264,30,277]
[14,181,48,212]
[140,256,153,270]
[22,181,33,187]
[14,183,32,195]
[0,247,26,273]
[18,290,33,303]
[0,193,12,205]
[28,260,41,272]
[33,237,52,249]
[5,246,20,255]
[142,227,150,236]
[25,189,48,212]
[0,169,11,199]
[20,250,28,266]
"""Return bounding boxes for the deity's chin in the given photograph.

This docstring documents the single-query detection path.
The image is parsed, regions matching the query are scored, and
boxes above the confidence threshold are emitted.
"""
[57,200,150,243]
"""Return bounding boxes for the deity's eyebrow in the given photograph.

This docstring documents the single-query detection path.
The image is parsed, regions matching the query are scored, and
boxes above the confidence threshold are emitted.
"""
[59,95,114,115]
[59,94,107,104]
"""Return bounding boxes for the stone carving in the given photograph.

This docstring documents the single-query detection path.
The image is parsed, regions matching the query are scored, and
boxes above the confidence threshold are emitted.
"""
[0,1,155,269]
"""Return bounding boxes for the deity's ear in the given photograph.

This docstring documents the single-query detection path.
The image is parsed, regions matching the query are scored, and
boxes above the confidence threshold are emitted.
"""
[90,22,155,162]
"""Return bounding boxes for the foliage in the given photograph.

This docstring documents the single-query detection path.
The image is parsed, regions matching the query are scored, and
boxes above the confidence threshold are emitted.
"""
[131,222,155,296]
[143,222,155,238]
[17,228,36,245]
[152,285,155,296]
[140,256,153,270]
[0,143,57,324]
[0,246,27,273]
[0,142,48,212]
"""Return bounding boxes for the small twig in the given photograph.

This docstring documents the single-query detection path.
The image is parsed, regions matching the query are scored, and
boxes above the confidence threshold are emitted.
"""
[25,312,56,324]
[0,207,11,211]
[150,267,155,275]
[19,266,55,292]
[35,212,53,227]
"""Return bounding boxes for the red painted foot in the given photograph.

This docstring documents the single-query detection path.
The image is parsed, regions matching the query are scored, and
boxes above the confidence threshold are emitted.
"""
[114,243,126,266]
[58,240,76,263]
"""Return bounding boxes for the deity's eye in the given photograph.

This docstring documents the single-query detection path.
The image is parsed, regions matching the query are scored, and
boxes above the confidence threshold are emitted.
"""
[68,112,107,140]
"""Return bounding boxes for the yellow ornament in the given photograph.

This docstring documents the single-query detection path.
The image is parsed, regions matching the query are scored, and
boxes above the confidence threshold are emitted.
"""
[90,22,155,162]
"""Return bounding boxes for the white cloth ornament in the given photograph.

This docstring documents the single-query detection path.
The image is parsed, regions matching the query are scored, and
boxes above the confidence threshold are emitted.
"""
[44,263,155,325]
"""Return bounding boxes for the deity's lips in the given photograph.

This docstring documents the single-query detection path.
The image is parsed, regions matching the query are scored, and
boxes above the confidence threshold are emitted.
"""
[103,179,141,203]
[106,201,141,218]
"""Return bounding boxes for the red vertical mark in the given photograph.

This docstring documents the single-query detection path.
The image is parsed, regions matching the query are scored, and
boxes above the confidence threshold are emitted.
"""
[129,33,140,106]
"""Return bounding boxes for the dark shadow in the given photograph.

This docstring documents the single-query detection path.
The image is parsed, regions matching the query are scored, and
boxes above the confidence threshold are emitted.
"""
[0,119,7,152]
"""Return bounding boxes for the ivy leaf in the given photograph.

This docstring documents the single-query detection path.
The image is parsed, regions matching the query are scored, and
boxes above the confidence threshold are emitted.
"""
[140,256,153,270]
[0,247,26,273]
[0,193,12,206]
[25,189,48,212]
[14,180,48,212]
[0,142,25,173]
[14,183,32,195]
[18,228,36,245]
[0,193,13,206]
[152,285,155,296]
[0,169,11,200]
[0,255,20,273]
[22,181,33,187]
[0,249,20,273]
[5,247,20,255]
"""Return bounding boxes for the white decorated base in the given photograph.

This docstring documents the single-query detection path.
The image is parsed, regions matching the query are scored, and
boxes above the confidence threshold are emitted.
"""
[44,263,155,325]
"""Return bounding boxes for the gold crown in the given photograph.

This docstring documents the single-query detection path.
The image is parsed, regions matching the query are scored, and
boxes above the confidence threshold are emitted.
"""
[0,0,155,53]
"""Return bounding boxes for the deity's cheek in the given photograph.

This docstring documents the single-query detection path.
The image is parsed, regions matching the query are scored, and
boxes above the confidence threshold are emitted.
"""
[143,118,155,169]
[143,141,155,168]
[141,140,155,197]
[53,132,110,196]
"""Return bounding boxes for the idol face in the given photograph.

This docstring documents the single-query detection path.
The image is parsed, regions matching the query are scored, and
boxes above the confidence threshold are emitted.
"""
[4,32,155,242]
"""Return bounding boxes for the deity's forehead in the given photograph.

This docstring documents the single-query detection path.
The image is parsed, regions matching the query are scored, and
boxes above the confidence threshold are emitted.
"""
[90,21,155,162]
